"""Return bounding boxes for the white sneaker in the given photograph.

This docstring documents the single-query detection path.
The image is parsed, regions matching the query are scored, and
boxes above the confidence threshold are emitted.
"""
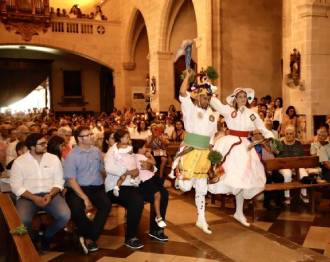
[168,170,176,179]
[155,217,167,228]
[233,213,250,227]
[196,219,212,234]
[113,186,120,197]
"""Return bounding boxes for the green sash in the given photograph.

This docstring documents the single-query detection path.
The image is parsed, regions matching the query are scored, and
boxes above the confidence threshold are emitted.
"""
[184,132,210,149]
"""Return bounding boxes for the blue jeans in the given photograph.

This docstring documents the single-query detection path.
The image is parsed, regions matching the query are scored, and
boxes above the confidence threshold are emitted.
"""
[16,194,71,240]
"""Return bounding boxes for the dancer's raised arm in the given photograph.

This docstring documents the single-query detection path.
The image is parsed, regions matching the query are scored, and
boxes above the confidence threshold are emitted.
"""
[210,96,231,117]
[179,70,193,97]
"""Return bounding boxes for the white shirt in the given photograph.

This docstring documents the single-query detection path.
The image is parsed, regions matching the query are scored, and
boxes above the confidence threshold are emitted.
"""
[164,125,175,138]
[179,92,218,137]
[104,144,132,192]
[10,152,64,197]
[6,140,18,165]
[131,129,152,140]
[273,108,283,123]
[210,97,274,139]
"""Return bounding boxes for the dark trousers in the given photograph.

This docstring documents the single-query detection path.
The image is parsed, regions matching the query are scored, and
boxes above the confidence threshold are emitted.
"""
[263,171,285,207]
[107,180,169,240]
[142,176,168,233]
[322,167,330,182]
[107,186,144,241]
[65,185,111,241]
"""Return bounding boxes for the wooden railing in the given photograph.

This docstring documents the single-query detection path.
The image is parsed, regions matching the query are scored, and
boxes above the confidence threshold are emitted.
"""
[0,193,40,262]
[51,17,108,35]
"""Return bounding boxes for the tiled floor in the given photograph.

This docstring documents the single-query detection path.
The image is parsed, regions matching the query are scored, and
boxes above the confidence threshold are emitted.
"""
[41,186,330,262]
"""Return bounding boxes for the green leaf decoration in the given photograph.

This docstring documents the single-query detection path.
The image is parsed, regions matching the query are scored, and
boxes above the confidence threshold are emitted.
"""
[208,150,223,165]
[206,66,219,81]
[10,224,28,236]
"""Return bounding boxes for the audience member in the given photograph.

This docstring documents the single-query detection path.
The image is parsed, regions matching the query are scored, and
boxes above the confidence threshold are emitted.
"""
[63,126,111,254]
[10,133,70,250]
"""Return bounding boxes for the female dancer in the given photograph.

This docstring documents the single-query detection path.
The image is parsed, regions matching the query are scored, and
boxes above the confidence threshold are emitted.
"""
[209,87,274,227]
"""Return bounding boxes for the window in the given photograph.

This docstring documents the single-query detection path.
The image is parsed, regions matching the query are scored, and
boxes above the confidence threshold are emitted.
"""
[63,70,82,96]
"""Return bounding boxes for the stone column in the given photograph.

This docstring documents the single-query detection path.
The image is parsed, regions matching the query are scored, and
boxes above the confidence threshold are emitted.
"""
[193,0,213,70]
[150,51,178,112]
[282,0,330,138]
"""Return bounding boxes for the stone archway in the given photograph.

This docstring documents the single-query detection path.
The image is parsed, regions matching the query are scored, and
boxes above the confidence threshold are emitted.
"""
[122,8,150,110]
[0,44,114,112]
[153,0,198,111]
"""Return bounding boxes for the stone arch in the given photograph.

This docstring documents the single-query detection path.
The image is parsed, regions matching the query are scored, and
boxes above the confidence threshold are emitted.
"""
[123,8,149,66]
[159,0,198,52]
[0,42,115,70]
[122,7,150,110]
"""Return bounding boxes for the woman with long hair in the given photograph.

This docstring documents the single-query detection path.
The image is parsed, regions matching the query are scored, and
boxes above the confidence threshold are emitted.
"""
[170,120,185,142]
[47,135,65,160]
[102,130,115,154]
[272,97,283,131]
[132,120,151,140]
[279,105,298,137]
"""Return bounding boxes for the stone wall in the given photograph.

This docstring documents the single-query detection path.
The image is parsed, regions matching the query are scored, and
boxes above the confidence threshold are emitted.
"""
[282,0,330,136]
[220,0,282,101]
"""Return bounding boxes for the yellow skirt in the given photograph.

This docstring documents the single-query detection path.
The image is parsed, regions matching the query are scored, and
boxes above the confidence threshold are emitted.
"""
[179,148,211,179]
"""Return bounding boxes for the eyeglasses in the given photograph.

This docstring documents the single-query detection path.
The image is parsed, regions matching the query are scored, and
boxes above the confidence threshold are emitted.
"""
[36,142,47,146]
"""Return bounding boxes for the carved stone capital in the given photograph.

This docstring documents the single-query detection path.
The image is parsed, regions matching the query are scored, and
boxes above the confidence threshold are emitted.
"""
[122,62,136,71]
[297,2,330,18]
[4,22,49,41]
[156,51,173,60]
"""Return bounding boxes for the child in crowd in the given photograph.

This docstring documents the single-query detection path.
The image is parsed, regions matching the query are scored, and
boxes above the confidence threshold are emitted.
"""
[132,139,166,228]
[112,132,140,197]
[113,134,166,228]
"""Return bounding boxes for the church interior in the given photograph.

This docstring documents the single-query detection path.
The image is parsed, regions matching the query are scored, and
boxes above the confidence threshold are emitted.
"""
[1,0,330,261]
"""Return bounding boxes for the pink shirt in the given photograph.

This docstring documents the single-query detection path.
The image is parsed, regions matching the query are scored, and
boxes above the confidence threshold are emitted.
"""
[135,154,154,182]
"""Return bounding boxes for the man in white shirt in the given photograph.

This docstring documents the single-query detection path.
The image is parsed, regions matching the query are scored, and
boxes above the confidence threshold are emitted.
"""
[10,133,71,250]
[173,71,218,234]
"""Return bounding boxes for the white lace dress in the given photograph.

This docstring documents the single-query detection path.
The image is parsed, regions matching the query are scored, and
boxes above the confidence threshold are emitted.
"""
[208,97,274,199]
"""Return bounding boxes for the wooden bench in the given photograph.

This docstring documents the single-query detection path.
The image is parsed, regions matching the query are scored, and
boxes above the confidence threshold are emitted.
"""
[0,193,40,262]
[249,156,330,221]
[166,142,181,157]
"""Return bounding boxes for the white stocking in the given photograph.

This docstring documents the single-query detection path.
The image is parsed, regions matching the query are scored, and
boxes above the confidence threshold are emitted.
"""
[195,194,206,222]
[234,191,245,219]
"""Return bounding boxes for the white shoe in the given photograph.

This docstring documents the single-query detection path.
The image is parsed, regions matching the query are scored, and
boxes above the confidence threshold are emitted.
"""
[233,213,250,227]
[174,179,180,189]
[196,219,212,234]
[155,217,167,228]
[168,170,176,179]
[113,186,120,197]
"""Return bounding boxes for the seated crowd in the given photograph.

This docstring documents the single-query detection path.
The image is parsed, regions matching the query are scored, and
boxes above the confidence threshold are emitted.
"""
[0,97,329,253]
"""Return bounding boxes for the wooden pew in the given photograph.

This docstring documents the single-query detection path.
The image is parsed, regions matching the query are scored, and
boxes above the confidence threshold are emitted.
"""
[166,142,181,157]
[249,156,330,221]
[0,193,40,262]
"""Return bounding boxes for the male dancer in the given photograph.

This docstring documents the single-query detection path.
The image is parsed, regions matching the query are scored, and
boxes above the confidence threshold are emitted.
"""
[175,70,218,234]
